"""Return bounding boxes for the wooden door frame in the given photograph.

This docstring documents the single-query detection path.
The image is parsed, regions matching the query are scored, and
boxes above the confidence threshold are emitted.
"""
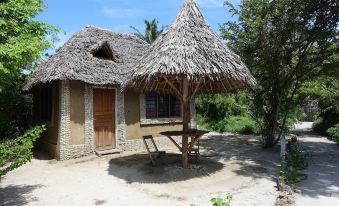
[92,87,117,150]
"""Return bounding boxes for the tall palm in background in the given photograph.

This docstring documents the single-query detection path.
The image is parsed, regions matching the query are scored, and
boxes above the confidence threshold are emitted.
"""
[131,19,165,44]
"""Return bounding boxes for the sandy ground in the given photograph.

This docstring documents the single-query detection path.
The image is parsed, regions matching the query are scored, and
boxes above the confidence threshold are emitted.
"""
[293,122,339,206]
[0,133,280,206]
[1,124,338,206]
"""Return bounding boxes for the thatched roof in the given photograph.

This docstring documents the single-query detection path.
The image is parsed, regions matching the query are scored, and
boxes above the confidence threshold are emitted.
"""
[127,0,256,94]
[24,26,149,91]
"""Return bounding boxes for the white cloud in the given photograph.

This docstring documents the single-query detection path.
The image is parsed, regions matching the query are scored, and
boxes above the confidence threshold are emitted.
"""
[102,7,144,18]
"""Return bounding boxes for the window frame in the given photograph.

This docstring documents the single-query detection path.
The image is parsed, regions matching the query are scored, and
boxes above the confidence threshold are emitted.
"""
[140,93,183,125]
[145,93,181,119]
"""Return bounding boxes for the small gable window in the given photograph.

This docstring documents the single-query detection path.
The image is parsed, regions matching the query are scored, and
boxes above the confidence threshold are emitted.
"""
[92,41,114,61]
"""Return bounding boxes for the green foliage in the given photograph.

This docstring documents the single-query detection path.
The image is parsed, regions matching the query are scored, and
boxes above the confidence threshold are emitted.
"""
[190,193,233,206]
[196,92,251,121]
[280,137,310,184]
[198,115,261,135]
[302,69,339,136]
[0,74,32,138]
[0,0,57,137]
[327,123,339,142]
[312,116,338,136]
[211,193,233,206]
[280,161,305,184]
[131,18,164,43]
[0,125,45,178]
[286,138,310,170]
[196,92,261,135]
[0,0,59,81]
[221,0,339,148]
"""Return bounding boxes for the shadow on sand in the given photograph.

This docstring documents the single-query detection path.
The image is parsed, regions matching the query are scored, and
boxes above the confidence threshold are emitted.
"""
[0,184,44,206]
[295,133,339,198]
[200,134,281,181]
[107,153,224,184]
[107,133,284,184]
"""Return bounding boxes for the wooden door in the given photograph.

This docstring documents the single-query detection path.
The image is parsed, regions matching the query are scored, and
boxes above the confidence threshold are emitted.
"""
[93,89,116,150]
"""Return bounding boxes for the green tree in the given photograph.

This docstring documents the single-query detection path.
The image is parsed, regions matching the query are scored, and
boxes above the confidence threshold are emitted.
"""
[0,0,58,137]
[301,42,339,136]
[0,0,56,177]
[131,18,164,43]
[221,0,338,147]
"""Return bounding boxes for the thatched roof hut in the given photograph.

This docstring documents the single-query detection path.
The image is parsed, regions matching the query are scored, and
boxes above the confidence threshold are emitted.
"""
[126,0,256,168]
[24,26,149,91]
[127,0,256,95]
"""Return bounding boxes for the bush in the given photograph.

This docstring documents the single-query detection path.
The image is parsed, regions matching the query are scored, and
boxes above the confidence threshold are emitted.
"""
[313,117,325,134]
[196,92,251,122]
[280,136,310,184]
[327,123,339,141]
[190,193,233,206]
[211,193,233,206]
[313,115,338,136]
[198,115,261,135]
[0,74,33,139]
[0,125,46,179]
[304,76,339,137]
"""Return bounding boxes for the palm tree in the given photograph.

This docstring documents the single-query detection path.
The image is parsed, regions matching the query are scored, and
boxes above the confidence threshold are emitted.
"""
[131,19,165,43]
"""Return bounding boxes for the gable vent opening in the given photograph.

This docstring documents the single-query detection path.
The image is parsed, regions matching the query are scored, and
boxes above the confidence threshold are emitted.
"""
[92,41,114,61]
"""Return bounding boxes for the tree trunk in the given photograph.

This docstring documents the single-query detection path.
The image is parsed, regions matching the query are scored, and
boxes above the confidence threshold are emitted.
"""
[262,96,281,148]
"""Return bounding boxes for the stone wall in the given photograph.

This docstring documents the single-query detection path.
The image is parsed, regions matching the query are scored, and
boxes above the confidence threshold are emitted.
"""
[57,81,93,160]
[116,90,126,149]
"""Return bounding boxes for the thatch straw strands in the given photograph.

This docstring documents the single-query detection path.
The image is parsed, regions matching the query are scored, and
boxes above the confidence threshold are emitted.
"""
[24,26,149,91]
[127,0,256,94]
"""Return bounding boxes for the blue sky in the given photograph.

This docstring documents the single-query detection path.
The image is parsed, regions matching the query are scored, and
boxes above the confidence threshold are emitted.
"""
[37,0,239,50]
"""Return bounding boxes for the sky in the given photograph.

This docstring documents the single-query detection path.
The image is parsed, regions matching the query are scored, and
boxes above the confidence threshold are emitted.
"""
[36,0,240,50]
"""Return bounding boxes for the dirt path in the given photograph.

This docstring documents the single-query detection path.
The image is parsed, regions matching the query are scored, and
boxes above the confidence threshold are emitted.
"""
[293,122,339,205]
[0,133,280,206]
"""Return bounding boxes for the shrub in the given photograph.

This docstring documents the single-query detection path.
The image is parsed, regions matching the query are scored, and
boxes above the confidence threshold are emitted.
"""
[0,125,46,179]
[211,193,233,206]
[327,123,339,142]
[286,137,310,170]
[0,74,33,139]
[198,115,261,135]
[304,76,339,137]
[313,115,338,136]
[191,193,233,206]
[196,92,251,122]
[214,116,260,134]
[280,136,310,184]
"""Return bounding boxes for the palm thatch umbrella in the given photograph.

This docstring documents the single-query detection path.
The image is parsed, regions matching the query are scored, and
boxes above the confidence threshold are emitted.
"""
[126,0,256,168]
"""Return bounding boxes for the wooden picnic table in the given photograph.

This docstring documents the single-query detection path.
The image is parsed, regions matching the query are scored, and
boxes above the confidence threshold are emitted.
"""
[160,129,209,163]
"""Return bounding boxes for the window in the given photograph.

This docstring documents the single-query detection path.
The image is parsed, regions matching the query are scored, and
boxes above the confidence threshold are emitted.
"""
[145,93,181,119]
[40,85,52,121]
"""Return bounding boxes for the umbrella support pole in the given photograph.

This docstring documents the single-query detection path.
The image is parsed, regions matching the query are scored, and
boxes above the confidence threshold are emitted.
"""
[182,135,189,168]
[182,77,190,169]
